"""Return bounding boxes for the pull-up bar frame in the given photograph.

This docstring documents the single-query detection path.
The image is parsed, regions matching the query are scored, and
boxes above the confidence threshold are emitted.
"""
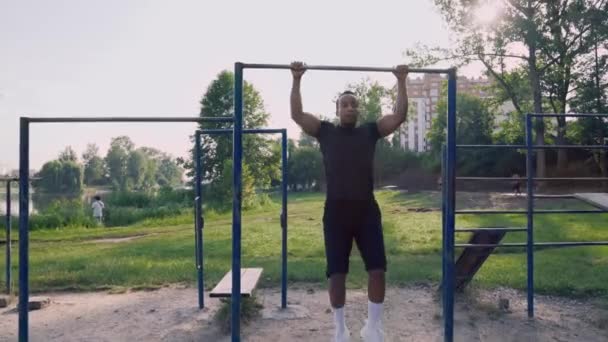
[192,128,288,310]
[233,62,457,342]
[17,116,233,342]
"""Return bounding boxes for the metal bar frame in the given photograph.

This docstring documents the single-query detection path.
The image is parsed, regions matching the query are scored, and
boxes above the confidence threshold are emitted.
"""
[455,242,608,248]
[457,144,608,150]
[444,110,608,333]
[455,209,607,214]
[193,128,289,311]
[525,114,534,317]
[456,177,608,181]
[444,69,457,342]
[17,116,231,342]
[238,62,455,342]
[3,178,17,295]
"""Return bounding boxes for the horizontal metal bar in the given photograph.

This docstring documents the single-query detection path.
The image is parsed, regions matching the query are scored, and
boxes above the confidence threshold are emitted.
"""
[528,113,608,118]
[457,144,607,150]
[457,144,526,149]
[456,209,608,214]
[241,63,451,74]
[24,116,234,123]
[456,243,526,248]
[456,241,608,248]
[456,177,608,181]
[531,145,608,150]
[0,177,19,182]
[455,227,527,233]
[198,128,286,135]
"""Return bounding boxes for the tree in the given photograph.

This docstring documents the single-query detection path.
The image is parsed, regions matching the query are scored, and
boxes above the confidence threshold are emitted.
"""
[34,159,83,194]
[187,70,277,199]
[105,136,134,190]
[288,146,323,191]
[126,150,148,190]
[298,131,318,148]
[569,29,608,181]
[58,146,78,163]
[82,143,106,185]
[428,93,496,175]
[156,157,184,188]
[209,159,257,210]
[410,0,608,177]
[346,79,391,123]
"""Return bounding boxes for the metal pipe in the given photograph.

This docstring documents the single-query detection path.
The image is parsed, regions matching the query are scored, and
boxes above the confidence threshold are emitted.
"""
[532,145,608,150]
[231,62,244,342]
[19,118,30,342]
[457,144,608,150]
[456,177,608,181]
[455,228,527,233]
[441,146,447,335]
[456,241,608,248]
[457,144,526,149]
[194,132,204,309]
[199,128,286,135]
[444,68,457,342]
[456,209,607,214]
[241,63,451,74]
[525,114,535,318]
[25,116,234,123]
[5,180,11,294]
[528,113,608,118]
[280,130,288,309]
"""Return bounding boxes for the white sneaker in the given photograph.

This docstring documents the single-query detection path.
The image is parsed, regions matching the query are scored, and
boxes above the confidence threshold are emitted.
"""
[360,320,384,342]
[334,326,350,342]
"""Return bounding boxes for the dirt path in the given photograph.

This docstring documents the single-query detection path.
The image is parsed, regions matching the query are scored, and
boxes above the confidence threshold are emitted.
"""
[1,285,606,341]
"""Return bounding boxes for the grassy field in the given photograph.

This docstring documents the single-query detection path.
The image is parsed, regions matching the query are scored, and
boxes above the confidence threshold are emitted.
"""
[1,190,607,299]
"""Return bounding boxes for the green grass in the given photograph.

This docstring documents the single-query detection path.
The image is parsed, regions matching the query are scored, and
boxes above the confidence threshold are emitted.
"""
[1,190,607,300]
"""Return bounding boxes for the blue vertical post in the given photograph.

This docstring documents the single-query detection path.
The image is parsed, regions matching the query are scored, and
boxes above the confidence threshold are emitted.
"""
[5,180,11,295]
[232,62,244,342]
[441,146,447,303]
[19,118,30,342]
[525,114,534,318]
[280,130,288,309]
[195,132,204,309]
[444,68,457,342]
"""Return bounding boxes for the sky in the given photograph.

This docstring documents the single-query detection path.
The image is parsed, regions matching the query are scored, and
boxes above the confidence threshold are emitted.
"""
[0,0,485,171]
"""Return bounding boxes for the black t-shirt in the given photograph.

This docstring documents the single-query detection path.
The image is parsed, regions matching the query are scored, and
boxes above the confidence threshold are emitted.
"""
[315,121,381,201]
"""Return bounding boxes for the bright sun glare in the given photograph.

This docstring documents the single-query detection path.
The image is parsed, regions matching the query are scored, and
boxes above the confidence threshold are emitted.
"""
[474,1,502,25]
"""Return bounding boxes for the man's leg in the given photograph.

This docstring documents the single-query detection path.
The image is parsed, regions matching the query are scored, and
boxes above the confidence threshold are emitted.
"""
[367,269,385,303]
[323,203,353,341]
[329,273,347,308]
[356,201,387,340]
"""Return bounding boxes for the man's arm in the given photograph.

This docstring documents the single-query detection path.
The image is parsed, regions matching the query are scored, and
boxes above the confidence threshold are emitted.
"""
[290,62,321,137]
[377,65,409,137]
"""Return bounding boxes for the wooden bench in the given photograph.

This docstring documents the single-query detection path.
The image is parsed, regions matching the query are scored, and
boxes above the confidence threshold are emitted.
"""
[210,268,263,298]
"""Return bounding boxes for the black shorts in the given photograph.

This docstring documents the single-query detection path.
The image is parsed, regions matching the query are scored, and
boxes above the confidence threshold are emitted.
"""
[322,199,387,278]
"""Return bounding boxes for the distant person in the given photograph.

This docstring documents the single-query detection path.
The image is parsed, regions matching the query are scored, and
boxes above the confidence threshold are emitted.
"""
[511,173,522,196]
[91,195,105,224]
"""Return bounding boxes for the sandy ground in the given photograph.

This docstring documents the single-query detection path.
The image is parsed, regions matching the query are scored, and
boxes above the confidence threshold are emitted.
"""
[1,284,607,342]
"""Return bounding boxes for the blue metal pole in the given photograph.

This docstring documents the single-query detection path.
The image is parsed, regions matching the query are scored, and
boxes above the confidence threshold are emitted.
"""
[441,145,447,313]
[525,114,535,318]
[19,118,30,342]
[232,62,244,342]
[194,132,204,309]
[5,180,11,295]
[281,130,288,309]
[444,68,457,342]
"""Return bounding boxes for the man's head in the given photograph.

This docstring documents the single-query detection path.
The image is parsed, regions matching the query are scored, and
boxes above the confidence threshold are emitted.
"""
[94,195,101,201]
[335,91,359,127]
